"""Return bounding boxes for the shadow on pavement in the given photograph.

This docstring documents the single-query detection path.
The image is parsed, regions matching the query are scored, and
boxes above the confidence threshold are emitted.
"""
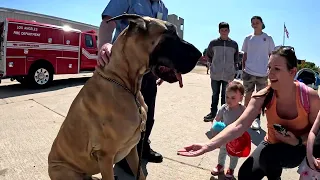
[247,128,267,146]
[0,77,90,99]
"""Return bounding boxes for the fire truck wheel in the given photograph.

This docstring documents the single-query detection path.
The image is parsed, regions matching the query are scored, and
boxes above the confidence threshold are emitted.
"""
[27,63,53,89]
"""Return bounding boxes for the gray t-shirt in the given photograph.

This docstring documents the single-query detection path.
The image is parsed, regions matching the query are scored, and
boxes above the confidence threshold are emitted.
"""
[216,104,246,126]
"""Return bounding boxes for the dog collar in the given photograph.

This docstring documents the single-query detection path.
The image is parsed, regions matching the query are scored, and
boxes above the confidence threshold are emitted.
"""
[96,69,136,96]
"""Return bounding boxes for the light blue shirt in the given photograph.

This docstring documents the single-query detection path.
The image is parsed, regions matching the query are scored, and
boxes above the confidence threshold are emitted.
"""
[102,0,168,43]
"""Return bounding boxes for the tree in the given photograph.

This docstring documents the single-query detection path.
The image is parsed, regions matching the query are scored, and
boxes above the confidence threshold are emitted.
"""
[298,61,319,72]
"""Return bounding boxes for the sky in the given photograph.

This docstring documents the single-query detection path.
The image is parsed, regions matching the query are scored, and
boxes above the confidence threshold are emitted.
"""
[1,0,320,66]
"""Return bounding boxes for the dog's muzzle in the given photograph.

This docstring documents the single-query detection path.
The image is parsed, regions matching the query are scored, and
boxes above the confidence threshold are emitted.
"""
[150,32,202,86]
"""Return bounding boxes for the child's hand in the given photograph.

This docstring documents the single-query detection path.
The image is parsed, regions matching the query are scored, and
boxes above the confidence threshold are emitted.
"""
[316,158,320,169]
[307,155,319,170]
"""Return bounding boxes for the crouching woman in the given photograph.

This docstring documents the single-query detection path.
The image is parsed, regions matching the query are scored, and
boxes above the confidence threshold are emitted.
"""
[177,46,320,180]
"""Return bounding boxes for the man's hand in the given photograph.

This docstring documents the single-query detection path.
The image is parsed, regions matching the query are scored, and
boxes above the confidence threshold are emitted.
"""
[97,43,113,67]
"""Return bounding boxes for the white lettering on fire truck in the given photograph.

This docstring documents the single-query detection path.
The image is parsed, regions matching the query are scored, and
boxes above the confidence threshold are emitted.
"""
[13,25,41,37]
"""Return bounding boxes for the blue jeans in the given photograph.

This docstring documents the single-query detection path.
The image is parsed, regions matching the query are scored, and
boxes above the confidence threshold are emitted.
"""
[211,80,228,116]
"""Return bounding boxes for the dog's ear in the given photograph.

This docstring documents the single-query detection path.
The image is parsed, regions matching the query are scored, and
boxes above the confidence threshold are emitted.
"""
[128,18,147,31]
[106,14,147,31]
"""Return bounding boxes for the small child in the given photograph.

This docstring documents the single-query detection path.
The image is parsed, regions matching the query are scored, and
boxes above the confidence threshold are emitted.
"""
[298,110,320,180]
[208,81,246,179]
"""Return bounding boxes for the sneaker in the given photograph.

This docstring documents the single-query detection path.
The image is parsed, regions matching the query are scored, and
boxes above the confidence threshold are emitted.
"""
[225,168,234,179]
[211,164,224,176]
[204,112,215,122]
[251,118,261,130]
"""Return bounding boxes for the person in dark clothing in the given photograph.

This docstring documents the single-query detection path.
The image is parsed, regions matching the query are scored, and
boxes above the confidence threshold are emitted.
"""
[137,73,161,161]
[235,61,243,79]
[203,48,210,75]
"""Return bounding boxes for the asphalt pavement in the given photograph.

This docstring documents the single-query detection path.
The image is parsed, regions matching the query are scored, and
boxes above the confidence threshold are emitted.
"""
[0,66,300,180]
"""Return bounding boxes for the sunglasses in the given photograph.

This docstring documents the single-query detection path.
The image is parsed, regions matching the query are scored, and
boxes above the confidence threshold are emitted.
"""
[274,46,295,53]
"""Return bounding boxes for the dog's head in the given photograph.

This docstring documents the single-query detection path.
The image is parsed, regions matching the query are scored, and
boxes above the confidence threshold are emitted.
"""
[107,14,201,87]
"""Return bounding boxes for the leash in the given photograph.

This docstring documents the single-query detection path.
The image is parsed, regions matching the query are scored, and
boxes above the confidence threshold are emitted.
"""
[95,70,146,180]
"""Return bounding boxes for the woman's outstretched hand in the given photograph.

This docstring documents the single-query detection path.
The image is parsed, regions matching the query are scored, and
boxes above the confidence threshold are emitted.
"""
[177,143,210,157]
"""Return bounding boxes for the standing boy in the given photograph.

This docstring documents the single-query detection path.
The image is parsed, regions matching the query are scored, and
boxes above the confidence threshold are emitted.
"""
[204,22,239,122]
[241,16,275,130]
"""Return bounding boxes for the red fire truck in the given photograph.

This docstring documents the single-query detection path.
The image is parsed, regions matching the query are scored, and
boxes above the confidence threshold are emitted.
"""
[0,18,98,88]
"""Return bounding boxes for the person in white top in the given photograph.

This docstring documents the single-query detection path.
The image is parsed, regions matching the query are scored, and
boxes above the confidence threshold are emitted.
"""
[241,16,275,130]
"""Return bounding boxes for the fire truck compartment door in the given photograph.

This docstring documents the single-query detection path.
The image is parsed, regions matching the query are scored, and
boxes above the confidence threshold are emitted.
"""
[5,56,27,76]
[56,58,78,74]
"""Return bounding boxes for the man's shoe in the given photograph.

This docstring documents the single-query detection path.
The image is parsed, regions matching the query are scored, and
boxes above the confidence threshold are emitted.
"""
[142,149,163,163]
[251,118,261,130]
[204,112,215,122]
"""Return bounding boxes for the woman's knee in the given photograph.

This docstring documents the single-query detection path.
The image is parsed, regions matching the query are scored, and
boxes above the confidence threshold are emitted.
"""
[238,157,265,180]
[238,141,270,180]
[238,158,252,179]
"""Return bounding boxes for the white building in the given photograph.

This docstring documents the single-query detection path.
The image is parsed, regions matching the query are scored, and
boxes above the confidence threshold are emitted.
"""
[0,7,184,39]
[0,7,99,32]
[167,14,184,39]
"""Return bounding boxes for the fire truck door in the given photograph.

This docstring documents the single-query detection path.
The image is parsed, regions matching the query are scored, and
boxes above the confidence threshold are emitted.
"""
[80,34,98,71]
